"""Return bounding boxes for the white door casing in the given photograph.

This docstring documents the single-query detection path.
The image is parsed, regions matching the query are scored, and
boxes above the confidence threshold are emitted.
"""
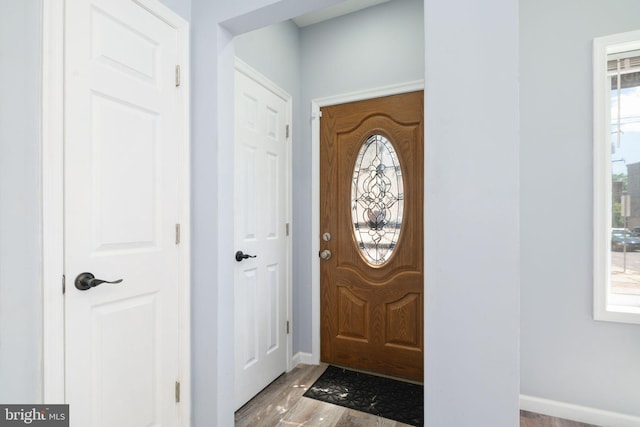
[43,0,190,425]
[233,60,292,410]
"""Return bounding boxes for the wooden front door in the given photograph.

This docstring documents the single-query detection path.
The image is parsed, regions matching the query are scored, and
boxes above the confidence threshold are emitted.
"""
[320,91,424,381]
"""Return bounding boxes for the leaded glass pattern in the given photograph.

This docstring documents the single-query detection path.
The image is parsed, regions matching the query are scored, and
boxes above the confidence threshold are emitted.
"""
[351,134,404,265]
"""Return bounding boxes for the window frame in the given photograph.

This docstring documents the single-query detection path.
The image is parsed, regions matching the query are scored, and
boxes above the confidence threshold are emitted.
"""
[594,30,640,324]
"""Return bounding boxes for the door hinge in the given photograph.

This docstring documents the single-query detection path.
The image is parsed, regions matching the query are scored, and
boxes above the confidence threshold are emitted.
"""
[286,124,290,139]
[62,275,66,295]
[175,381,181,403]
[175,65,181,87]
[286,223,290,236]
[175,224,181,245]
[286,320,290,334]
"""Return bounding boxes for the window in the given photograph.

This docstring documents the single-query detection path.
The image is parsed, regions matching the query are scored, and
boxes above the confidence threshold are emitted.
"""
[351,134,404,266]
[594,30,640,324]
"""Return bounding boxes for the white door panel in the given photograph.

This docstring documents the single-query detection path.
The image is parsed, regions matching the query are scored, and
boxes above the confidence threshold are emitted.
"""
[64,0,182,425]
[234,68,290,410]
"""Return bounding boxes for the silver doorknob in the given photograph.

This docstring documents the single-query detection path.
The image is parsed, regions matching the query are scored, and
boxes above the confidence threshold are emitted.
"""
[319,249,332,260]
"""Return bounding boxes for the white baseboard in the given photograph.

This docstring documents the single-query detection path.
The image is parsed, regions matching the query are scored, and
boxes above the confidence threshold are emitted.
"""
[521,395,640,427]
[291,352,315,367]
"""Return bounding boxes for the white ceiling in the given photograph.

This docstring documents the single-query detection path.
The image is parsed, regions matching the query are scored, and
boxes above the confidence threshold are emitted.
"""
[292,0,391,27]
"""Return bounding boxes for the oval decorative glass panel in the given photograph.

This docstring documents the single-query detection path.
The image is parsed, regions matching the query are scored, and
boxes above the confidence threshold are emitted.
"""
[351,134,404,265]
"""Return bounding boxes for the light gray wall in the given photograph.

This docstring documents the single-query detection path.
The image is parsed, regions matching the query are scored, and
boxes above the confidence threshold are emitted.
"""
[424,0,520,425]
[234,20,301,99]
[300,0,424,98]
[520,0,640,416]
[296,0,425,353]
[0,0,43,403]
[159,0,190,20]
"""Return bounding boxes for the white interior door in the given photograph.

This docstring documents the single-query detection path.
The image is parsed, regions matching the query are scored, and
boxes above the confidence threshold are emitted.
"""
[64,1,185,425]
[234,64,291,410]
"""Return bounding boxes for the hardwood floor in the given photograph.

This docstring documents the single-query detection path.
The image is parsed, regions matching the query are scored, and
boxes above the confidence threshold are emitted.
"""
[520,411,598,427]
[235,364,413,427]
[234,364,599,427]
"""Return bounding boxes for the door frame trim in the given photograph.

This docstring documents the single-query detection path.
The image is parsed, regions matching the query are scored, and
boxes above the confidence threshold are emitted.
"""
[42,0,65,402]
[233,57,294,375]
[310,80,425,364]
[42,1,191,423]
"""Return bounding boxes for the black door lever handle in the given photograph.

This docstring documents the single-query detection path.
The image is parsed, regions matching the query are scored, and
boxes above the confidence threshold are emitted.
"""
[235,251,257,262]
[75,272,123,291]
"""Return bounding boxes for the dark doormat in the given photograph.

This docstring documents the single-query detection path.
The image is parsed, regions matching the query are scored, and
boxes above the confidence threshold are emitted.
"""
[303,365,423,426]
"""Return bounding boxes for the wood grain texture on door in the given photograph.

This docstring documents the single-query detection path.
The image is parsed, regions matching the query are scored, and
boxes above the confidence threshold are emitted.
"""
[320,91,424,381]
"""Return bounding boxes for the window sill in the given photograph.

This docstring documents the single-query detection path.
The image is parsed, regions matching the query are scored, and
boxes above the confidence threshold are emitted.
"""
[595,302,640,325]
